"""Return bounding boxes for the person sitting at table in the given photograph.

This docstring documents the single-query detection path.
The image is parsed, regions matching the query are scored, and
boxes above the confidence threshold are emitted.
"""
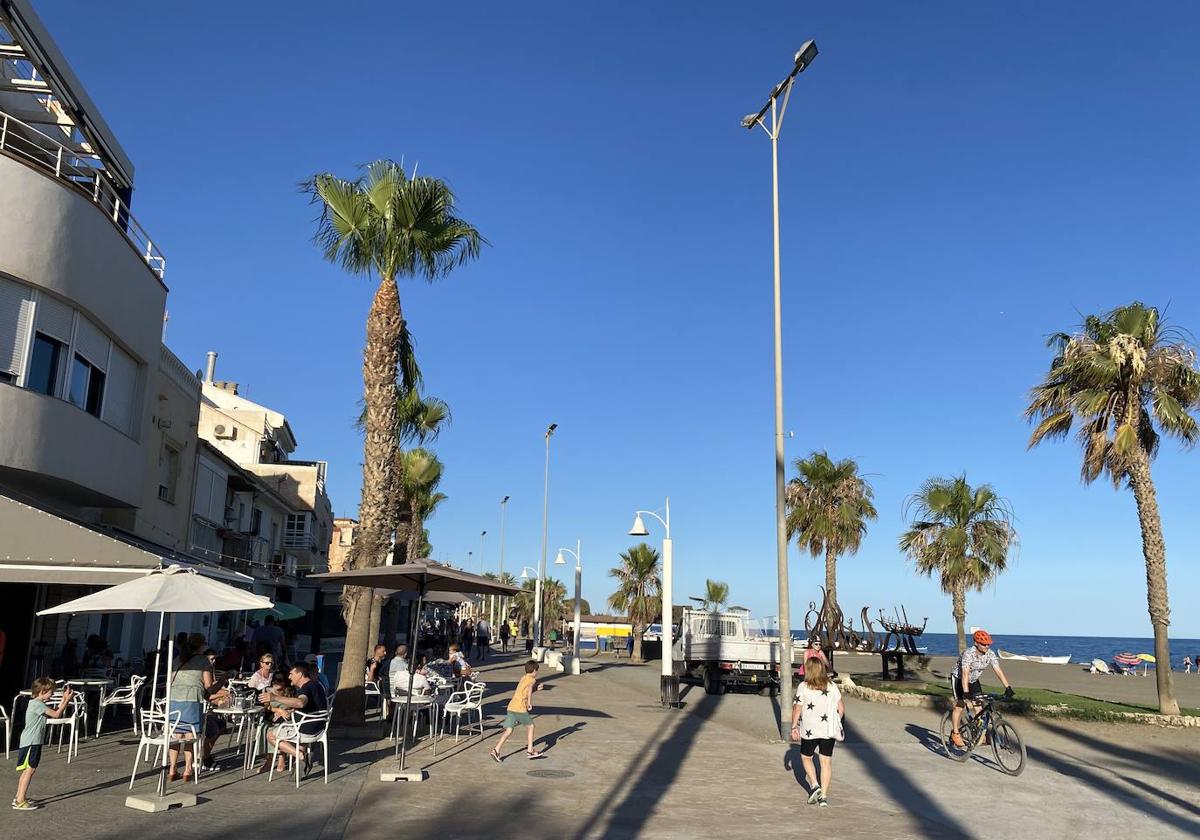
[366,643,389,696]
[388,644,410,692]
[217,640,246,672]
[246,653,276,691]
[266,674,295,723]
[257,662,328,775]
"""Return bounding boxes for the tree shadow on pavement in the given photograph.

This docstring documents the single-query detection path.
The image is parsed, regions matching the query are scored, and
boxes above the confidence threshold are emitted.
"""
[841,718,976,839]
[1034,718,1200,784]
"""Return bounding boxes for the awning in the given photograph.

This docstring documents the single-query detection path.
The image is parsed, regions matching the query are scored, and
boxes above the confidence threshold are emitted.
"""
[0,494,250,586]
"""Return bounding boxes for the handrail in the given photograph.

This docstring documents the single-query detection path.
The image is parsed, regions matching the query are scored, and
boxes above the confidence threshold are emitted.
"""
[0,109,166,280]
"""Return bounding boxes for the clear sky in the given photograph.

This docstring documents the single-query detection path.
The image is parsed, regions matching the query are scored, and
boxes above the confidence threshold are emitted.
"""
[41,2,1200,636]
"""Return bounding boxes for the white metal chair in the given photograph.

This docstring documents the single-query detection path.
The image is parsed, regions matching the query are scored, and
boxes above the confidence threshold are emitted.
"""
[97,674,146,737]
[44,691,83,762]
[389,691,436,741]
[129,709,183,789]
[0,703,10,759]
[439,684,484,744]
[268,710,332,787]
[365,680,388,720]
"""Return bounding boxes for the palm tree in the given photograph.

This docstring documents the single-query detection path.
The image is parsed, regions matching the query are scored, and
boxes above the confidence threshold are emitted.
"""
[702,579,730,611]
[899,475,1016,654]
[305,160,482,720]
[388,393,450,561]
[785,451,877,620]
[398,449,447,565]
[1026,302,1199,714]
[608,544,662,662]
[512,578,567,627]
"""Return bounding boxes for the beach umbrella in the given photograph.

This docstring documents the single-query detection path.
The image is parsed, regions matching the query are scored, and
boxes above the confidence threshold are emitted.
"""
[1137,653,1156,675]
[38,565,271,810]
[308,561,519,782]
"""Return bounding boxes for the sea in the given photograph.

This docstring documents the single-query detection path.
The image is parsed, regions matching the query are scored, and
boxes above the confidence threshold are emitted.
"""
[787,631,1200,670]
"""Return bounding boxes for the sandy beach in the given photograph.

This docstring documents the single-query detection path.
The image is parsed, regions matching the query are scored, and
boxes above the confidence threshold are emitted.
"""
[838,652,1200,709]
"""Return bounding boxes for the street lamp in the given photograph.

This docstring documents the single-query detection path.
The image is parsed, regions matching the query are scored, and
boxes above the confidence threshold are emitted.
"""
[742,39,819,740]
[554,540,583,666]
[536,423,557,647]
[628,498,677,707]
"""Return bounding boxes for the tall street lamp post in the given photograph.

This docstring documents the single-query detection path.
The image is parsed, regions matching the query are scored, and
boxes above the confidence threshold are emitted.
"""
[741,39,819,739]
[480,529,489,624]
[499,495,509,625]
[554,540,583,667]
[535,423,557,646]
[629,499,677,707]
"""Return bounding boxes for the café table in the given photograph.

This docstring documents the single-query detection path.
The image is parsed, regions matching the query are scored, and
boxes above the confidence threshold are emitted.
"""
[66,677,113,740]
[209,704,262,778]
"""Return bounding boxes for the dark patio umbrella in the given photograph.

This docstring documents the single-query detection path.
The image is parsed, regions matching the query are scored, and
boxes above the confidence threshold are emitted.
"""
[308,562,518,780]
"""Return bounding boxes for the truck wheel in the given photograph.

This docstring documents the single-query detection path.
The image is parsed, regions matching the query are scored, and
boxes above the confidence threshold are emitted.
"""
[703,666,720,695]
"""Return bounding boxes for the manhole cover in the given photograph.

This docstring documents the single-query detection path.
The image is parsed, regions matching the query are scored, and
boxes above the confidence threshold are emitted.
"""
[527,769,575,778]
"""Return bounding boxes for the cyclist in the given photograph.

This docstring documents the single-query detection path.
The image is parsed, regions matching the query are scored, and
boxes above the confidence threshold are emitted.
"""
[950,629,1014,748]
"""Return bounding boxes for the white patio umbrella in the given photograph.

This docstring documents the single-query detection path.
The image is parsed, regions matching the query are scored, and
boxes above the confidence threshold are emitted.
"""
[38,565,271,811]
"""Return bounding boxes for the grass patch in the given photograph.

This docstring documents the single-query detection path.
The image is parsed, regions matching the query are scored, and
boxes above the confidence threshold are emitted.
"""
[854,677,1200,722]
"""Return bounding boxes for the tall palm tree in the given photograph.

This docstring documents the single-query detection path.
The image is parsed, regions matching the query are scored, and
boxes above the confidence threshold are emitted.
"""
[702,579,730,611]
[608,544,662,662]
[512,578,566,627]
[1026,302,1199,715]
[899,475,1016,654]
[785,452,877,620]
[388,393,450,560]
[305,160,482,720]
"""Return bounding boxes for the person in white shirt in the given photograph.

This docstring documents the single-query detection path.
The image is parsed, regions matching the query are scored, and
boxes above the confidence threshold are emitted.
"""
[789,657,844,808]
[388,644,409,692]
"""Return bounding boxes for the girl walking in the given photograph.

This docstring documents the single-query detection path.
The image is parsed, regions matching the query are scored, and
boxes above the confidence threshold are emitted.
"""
[789,657,844,808]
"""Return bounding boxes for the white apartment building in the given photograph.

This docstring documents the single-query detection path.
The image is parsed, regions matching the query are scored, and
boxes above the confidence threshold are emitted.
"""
[0,1,246,697]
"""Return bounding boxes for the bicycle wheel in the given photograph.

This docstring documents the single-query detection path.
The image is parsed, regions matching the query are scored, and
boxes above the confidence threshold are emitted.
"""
[939,710,973,762]
[990,716,1026,776]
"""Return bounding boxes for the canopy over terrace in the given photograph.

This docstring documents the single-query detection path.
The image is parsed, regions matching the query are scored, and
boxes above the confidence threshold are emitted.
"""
[308,562,518,780]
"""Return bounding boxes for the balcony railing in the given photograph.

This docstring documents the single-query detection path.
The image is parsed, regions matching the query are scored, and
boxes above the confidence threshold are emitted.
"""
[0,109,166,279]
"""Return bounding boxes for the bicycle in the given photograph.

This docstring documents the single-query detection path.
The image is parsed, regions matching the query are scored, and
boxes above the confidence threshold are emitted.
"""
[939,693,1026,776]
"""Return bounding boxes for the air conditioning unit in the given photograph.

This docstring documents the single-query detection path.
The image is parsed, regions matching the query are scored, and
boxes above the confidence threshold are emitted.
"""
[213,424,237,440]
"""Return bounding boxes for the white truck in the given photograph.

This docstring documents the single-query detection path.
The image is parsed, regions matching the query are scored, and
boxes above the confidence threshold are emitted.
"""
[673,608,798,695]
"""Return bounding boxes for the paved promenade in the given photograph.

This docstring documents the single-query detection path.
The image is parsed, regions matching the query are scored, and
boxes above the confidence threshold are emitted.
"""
[4,651,1198,839]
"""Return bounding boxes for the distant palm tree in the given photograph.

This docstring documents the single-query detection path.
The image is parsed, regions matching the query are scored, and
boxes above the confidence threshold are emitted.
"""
[785,451,877,619]
[398,449,447,564]
[702,579,730,611]
[899,475,1016,654]
[1026,302,1199,715]
[305,159,482,721]
[512,578,567,627]
[608,544,662,662]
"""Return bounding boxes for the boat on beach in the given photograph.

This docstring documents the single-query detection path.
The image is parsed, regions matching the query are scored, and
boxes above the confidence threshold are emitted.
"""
[999,650,1071,665]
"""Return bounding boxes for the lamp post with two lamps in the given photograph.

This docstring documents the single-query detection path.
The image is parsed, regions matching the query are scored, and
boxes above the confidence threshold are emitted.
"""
[741,39,819,739]
[629,499,677,707]
[554,540,582,666]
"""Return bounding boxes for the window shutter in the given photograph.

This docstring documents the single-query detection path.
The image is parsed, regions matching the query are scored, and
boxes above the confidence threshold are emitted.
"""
[74,315,111,370]
[0,277,34,377]
[101,345,139,435]
[34,293,74,343]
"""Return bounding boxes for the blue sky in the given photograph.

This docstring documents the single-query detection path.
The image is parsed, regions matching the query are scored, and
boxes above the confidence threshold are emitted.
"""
[43,2,1200,636]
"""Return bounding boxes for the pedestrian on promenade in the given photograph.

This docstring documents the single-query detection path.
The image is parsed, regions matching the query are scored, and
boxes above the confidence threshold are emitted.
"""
[490,660,545,762]
[789,657,844,808]
[13,677,73,811]
[1184,655,1193,674]
[499,620,511,653]
[476,617,491,661]
[461,620,476,659]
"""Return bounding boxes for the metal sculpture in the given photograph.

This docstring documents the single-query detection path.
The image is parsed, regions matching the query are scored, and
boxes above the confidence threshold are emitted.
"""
[802,589,927,679]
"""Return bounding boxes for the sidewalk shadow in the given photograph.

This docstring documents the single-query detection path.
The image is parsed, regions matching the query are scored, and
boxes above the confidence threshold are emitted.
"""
[841,718,976,839]
[1035,718,1200,784]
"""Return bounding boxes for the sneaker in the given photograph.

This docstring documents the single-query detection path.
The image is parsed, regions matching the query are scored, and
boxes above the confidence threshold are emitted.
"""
[950,731,966,749]
[807,786,823,805]
[817,795,829,808]
[12,800,41,811]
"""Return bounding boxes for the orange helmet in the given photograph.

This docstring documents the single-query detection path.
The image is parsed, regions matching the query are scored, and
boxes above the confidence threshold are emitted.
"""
[973,629,993,646]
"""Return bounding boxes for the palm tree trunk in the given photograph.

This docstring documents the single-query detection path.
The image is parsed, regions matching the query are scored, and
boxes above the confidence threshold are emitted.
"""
[367,594,383,652]
[824,544,838,618]
[1128,451,1180,715]
[632,622,644,662]
[952,582,967,655]
[334,275,402,724]
[406,509,424,564]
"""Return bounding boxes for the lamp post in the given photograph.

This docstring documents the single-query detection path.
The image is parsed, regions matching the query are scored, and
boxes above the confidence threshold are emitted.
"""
[741,39,819,739]
[536,423,557,646]
[518,565,539,648]
[628,499,676,707]
[499,496,509,626]
[480,529,490,625]
[554,540,583,666]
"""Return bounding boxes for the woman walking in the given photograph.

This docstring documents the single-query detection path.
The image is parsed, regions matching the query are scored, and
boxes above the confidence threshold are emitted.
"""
[789,658,844,808]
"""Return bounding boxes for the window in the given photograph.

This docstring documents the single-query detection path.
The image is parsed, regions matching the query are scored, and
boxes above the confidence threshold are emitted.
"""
[68,353,106,416]
[158,441,181,503]
[27,332,66,396]
[251,507,263,536]
[285,513,309,548]
[0,277,34,381]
